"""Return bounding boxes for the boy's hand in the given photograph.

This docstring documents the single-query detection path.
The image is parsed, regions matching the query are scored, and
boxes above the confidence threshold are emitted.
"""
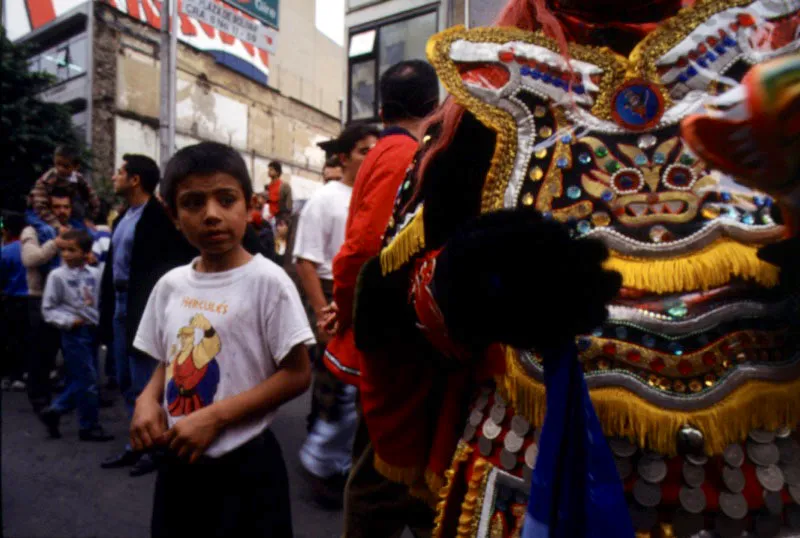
[130,396,168,452]
[161,407,222,464]
[318,302,340,336]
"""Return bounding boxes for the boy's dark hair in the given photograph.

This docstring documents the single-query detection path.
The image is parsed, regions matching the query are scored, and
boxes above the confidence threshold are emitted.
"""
[123,154,160,194]
[49,187,72,200]
[268,161,282,176]
[2,211,26,237]
[54,145,80,164]
[161,142,253,213]
[324,155,342,169]
[318,123,380,157]
[62,229,93,253]
[380,60,439,122]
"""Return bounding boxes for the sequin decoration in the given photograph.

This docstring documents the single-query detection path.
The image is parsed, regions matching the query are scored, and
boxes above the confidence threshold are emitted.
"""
[556,157,569,169]
[720,192,732,202]
[680,154,696,165]
[653,152,666,164]
[601,190,614,202]
[701,205,720,219]
[649,225,671,243]
[642,335,656,348]
[742,213,755,225]
[591,212,611,227]
[616,326,629,339]
[724,207,739,219]
[666,300,688,319]
[638,134,657,149]
[579,152,592,165]
[522,193,534,206]
[605,161,621,173]
[610,80,665,131]
[561,134,572,144]
[634,154,649,166]
[577,220,591,234]
[535,148,547,159]
[595,146,609,158]
[592,327,604,337]
[567,186,581,199]
[534,105,547,118]
[668,342,684,356]
[530,167,544,181]
[539,126,553,138]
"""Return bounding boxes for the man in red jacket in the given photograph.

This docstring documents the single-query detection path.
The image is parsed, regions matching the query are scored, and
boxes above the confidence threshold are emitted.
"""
[323,59,440,537]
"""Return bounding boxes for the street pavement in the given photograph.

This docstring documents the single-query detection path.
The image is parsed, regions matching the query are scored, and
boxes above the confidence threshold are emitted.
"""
[2,387,343,538]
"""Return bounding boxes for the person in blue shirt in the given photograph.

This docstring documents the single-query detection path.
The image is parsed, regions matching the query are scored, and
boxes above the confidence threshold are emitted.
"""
[1,212,30,391]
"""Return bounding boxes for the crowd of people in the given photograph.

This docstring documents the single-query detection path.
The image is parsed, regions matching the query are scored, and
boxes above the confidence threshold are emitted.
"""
[5,0,800,534]
[0,57,437,536]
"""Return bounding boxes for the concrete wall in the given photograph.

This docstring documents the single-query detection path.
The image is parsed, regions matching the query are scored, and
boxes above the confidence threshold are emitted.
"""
[93,3,339,199]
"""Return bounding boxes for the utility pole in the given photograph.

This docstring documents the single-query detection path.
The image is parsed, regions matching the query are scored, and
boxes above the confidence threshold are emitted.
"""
[158,0,177,171]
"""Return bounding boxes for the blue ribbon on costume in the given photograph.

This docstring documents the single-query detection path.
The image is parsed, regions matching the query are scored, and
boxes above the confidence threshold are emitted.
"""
[522,342,633,538]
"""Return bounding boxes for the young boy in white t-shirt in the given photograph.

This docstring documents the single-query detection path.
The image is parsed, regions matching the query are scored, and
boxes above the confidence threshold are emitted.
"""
[130,142,314,538]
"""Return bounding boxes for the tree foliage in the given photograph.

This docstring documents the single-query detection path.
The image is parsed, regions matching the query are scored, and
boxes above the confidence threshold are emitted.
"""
[0,28,88,211]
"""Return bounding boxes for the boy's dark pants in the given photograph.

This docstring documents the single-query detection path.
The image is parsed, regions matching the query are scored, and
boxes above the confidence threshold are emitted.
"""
[152,428,293,538]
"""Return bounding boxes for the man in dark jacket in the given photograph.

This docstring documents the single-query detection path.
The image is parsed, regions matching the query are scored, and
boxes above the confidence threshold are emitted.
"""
[98,155,196,476]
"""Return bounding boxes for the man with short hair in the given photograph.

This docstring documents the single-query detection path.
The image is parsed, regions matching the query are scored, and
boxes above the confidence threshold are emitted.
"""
[265,161,293,222]
[21,189,76,411]
[99,154,196,476]
[324,59,441,537]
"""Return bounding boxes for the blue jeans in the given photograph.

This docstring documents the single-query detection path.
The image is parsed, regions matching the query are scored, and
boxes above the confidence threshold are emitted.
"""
[51,326,99,430]
[114,291,157,418]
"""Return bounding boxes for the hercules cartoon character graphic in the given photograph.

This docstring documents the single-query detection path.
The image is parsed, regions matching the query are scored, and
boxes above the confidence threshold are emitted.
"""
[165,313,221,416]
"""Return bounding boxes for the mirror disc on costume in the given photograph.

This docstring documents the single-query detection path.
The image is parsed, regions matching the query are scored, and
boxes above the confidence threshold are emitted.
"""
[611,80,665,131]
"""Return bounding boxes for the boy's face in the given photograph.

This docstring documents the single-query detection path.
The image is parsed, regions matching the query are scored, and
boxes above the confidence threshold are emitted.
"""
[268,167,279,180]
[174,172,251,257]
[50,196,72,226]
[322,165,343,183]
[60,239,87,268]
[54,155,77,179]
[276,220,288,239]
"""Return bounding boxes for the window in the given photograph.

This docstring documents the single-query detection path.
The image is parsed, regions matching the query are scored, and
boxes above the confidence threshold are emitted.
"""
[347,0,381,9]
[347,10,438,122]
[27,34,88,85]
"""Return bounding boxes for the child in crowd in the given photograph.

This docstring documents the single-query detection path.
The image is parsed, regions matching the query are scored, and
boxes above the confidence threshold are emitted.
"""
[39,229,114,442]
[130,141,313,537]
[1,212,30,391]
[28,145,99,227]
[88,201,112,274]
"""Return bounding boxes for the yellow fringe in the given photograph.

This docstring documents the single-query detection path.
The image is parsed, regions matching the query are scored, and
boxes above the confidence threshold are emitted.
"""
[379,207,426,275]
[604,239,779,294]
[503,347,800,456]
[373,452,424,486]
[432,443,473,538]
[425,468,446,495]
[457,458,489,538]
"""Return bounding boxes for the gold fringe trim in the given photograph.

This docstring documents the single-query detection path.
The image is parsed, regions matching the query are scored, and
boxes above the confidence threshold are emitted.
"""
[457,458,490,538]
[604,239,780,294]
[373,452,424,486]
[503,347,800,456]
[432,443,473,538]
[380,206,426,275]
[425,468,446,496]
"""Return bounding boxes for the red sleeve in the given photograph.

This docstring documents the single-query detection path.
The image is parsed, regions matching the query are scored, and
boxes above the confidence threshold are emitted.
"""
[333,137,417,330]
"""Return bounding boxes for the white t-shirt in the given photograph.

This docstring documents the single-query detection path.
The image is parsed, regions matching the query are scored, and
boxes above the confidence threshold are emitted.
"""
[133,254,315,458]
[292,180,352,280]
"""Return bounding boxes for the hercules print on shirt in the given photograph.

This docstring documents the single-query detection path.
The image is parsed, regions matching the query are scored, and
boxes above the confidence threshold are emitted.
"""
[165,313,221,416]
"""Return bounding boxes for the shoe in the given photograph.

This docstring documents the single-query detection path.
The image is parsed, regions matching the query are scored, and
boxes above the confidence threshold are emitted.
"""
[130,453,160,477]
[79,425,115,442]
[38,406,62,439]
[10,380,26,391]
[100,449,140,469]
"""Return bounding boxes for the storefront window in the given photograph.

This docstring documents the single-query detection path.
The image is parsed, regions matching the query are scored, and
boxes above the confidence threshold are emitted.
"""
[347,10,438,122]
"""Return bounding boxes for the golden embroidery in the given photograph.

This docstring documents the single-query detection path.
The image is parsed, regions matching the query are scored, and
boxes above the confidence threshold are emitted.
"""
[432,443,473,538]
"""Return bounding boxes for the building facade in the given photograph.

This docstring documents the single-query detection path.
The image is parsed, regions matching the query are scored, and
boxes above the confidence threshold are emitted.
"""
[5,0,346,200]
[343,0,506,124]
